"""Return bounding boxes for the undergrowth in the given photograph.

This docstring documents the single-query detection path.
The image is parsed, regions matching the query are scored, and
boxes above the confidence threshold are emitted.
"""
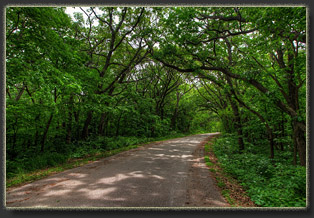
[212,134,306,207]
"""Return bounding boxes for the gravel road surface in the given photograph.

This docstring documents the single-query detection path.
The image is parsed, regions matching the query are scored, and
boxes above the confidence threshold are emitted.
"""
[6,133,228,208]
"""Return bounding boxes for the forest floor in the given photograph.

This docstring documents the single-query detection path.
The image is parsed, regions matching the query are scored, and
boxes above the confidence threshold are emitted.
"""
[6,133,229,208]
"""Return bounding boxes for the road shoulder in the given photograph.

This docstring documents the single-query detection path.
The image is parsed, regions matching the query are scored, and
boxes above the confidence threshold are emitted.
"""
[185,134,229,207]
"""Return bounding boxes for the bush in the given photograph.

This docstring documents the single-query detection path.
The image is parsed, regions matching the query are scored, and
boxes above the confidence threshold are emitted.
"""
[6,160,21,179]
[25,152,68,171]
[213,134,306,207]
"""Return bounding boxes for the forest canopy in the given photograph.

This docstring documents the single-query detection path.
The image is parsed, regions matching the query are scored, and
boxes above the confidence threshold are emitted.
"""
[5,6,307,206]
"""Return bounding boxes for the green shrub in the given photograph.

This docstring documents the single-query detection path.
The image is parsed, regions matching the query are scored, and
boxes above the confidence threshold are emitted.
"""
[213,134,306,207]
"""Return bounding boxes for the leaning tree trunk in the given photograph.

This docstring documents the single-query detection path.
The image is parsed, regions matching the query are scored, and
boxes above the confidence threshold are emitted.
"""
[41,113,53,152]
[231,89,276,159]
[225,76,244,152]
[227,95,244,153]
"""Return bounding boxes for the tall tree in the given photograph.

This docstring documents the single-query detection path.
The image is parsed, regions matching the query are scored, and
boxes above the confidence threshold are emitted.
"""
[77,7,151,138]
[149,7,306,165]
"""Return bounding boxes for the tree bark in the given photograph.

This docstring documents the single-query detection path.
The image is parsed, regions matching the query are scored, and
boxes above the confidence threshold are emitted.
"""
[115,114,122,136]
[171,92,180,130]
[227,95,244,152]
[12,118,18,151]
[224,76,244,152]
[231,90,275,159]
[280,112,285,151]
[66,95,73,144]
[292,122,297,166]
[287,64,306,166]
[15,84,26,101]
[82,111,93,139]
[98,112,106,135]
[293,120,306,166]
[41,113,53,152]
[266,124,275,159]
[66,111,72,144]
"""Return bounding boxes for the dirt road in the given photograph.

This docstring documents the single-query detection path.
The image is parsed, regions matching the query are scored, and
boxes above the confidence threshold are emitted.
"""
[6,133,228,208]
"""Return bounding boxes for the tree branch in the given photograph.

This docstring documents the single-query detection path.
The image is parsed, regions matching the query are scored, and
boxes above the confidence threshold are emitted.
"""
[198,14,247,22]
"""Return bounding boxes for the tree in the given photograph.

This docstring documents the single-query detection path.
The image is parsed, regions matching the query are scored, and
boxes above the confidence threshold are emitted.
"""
[6,6,306,168]
[149,7,306,165]
[6,7,85,153]
[76,7,151,138]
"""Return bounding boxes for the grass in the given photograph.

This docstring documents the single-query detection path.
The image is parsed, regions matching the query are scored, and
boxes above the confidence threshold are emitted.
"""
[209,168,216,173]
[204,155,214,167]
[216,177,226,188]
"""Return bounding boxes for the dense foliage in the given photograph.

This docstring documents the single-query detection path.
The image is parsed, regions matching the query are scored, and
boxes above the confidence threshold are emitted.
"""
[6,6,306,207]
[213,134,306,207]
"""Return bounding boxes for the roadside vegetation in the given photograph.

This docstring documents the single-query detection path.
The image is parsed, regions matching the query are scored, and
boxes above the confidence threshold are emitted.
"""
[210,135,306,207]
[204,140,256,207]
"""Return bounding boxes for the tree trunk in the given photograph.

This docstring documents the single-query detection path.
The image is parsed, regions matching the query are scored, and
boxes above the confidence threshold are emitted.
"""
[287,68,306,166]
[293,132,297,166]
[73,111,80,139]
[41,113,53,152]
[224,74,277,157]
[171,107,178,130]
[98,112,106,135]
[74,111,80,122]
[115,114,122,136]
[234,93,275,159]
[171,92,180,130]
[26,139,31,149]
[280,111,285,151]
[155,104,160,118]
[224,75,244,152]
[66,111,72,144]
[228,95,244,152]
[82,111,93,139]
[34,129,39,147]
[265,123,275,159]
[293,120,306,166]
[12,121,18,151]
[66,95,73,144]
[160,108,164,120]
[15,84,26,101]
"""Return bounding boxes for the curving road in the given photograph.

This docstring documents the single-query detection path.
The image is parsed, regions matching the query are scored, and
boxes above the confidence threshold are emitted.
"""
[6,133,228,208]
